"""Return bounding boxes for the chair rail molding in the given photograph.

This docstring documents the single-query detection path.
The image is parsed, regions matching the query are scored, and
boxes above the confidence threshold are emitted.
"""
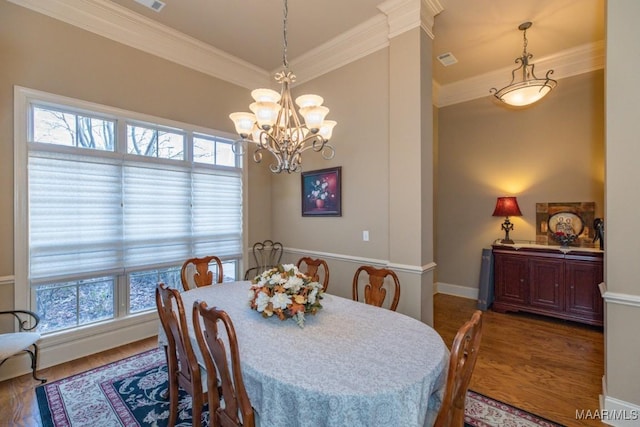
[0,275,14,287]
[599,282,640,308]
[284,247,436,275]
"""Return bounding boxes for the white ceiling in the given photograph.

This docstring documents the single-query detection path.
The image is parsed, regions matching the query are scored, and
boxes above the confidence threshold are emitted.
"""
[107,0,605,87]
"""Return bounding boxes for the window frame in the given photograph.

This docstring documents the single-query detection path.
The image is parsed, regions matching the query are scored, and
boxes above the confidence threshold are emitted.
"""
[14,86,248,339]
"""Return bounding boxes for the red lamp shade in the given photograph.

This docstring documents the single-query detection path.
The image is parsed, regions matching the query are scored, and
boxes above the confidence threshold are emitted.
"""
[492,197,522,217]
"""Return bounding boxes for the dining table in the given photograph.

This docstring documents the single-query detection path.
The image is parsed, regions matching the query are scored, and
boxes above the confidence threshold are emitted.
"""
[160,280,449,427]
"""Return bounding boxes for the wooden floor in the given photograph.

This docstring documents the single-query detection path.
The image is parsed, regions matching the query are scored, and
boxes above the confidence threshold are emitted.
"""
[434,294,604,427]
[0,294,604,427]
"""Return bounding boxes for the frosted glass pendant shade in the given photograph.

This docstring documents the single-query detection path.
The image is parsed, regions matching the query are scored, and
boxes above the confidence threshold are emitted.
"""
[295,94,324,108]
[250,102,281,129]
[318,120,337,140]
[229,112,255,137]
[299,106,329,130]
[499,84,552,107]
[251,88,281,103]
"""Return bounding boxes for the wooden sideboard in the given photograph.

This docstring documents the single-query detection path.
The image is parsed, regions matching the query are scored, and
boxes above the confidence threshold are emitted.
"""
[492,244,603,326]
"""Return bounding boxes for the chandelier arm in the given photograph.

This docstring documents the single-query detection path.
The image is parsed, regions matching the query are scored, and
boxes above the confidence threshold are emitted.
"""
[294,134,336,160]
[252,146,265,164]
[231,139,247,156]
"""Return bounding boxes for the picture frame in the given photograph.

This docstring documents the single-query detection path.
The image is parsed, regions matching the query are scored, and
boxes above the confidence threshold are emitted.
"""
[301,167,342,217]
[535,201,596,247]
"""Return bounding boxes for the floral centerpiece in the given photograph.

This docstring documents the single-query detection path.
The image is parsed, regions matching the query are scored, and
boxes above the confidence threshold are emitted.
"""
[552,231,578,247]
[248,264,324,328]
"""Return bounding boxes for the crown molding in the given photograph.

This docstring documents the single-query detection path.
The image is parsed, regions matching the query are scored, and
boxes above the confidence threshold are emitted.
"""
[377,0,444,39]
[287,14,390,85]
[378,0,421,38]
[292,0,445,85]
[421,0,445,39]
[7,0,270,90]
[436,40,605,108]
[10,0,603,108]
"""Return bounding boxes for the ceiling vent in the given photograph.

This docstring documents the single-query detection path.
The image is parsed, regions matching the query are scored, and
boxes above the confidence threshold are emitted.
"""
[437,52,458,67]
[134,0,166,12]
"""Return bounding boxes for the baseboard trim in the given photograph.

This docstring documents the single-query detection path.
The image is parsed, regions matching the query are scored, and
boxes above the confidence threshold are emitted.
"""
[435,282,478,300]
[599,393,640,426]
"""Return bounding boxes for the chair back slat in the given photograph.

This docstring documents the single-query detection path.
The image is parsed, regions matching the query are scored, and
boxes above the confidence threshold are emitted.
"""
[181,255,224,290]
[352,266,401,311]
[296,257,330,291]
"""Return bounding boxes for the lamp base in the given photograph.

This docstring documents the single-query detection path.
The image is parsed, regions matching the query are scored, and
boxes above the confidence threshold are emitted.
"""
[500,238,515,244]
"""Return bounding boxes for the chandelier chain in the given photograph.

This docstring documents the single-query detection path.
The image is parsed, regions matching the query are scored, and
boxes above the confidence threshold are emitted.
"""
[522,27,528,57]
[282,0,289,69]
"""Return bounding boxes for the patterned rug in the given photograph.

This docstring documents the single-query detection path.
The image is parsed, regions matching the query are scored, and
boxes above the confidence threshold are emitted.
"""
[36,348,564,427]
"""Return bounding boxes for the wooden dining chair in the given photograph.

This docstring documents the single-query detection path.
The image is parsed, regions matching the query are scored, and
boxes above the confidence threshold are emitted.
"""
[352,265,401,311]
[193,300,256,427]
[181,255,224,291]
[243,239,283,280]
[155,283,206,427]
[296,257,330,291]
[434,310,484,427]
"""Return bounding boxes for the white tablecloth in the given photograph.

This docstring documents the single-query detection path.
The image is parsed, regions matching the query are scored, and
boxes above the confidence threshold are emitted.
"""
[160,281,448,427]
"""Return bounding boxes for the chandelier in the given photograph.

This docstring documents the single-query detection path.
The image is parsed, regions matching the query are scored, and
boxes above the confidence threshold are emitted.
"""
[490,22,557,107]
[229,0,337,174]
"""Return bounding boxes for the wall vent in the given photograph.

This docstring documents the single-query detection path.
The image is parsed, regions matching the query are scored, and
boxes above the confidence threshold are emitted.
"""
[134,0,166,12]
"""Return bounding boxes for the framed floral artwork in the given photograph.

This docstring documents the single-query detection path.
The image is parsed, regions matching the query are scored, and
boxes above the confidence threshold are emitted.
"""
[301,167,341,216]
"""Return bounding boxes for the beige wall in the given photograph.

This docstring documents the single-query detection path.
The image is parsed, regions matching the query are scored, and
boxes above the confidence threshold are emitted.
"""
[270,48,391,299]
[603,0,640,414]
[0,2,266,305]
[272,48,391,260]
[436,70,605,291]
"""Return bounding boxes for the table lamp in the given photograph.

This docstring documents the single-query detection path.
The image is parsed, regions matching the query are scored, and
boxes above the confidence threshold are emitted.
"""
[492,196,522,244]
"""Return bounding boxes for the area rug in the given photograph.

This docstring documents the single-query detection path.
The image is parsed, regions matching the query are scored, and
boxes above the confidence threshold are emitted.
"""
[464,391,565,427]
[37,348,564,427]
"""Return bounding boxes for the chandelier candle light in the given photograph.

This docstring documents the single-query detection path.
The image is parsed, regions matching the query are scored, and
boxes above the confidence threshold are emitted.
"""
[490,22,557,107]
[229,0,337,174]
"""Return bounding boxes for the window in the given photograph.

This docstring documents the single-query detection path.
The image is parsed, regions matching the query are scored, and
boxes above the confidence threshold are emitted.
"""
[18,89,243,334]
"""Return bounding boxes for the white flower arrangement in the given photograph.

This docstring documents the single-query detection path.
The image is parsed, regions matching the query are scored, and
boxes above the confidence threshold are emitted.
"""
[248,264,324,327]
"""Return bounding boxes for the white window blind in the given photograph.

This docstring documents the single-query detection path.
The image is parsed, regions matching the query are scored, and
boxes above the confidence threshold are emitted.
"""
[29,152,242,283]
[123,163,192,268]
[29,152,123,282]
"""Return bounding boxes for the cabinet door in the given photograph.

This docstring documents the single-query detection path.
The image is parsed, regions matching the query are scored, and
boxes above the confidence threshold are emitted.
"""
[529,258,564,312]
[494,253,528,305]
[565,259,603,323]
